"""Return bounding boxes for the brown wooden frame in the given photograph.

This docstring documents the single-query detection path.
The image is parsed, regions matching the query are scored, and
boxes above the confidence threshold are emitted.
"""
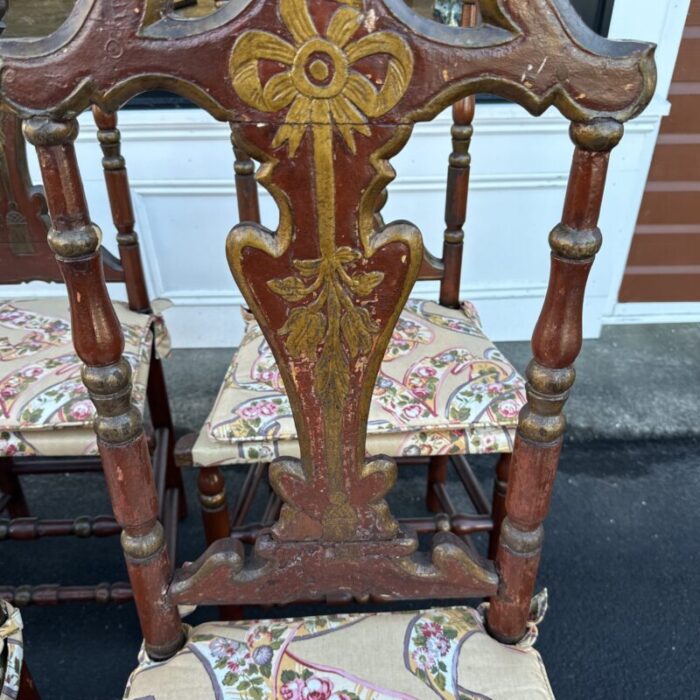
[0,0,654,657]
[0,104,186,606]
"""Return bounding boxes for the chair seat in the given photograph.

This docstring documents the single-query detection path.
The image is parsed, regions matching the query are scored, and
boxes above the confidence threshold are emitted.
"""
[124,606,552,700]
[0,298,170,458]
[190,299,526,466]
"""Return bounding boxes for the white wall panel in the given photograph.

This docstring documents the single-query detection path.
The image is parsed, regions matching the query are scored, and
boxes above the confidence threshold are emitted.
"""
[2,0,688,347]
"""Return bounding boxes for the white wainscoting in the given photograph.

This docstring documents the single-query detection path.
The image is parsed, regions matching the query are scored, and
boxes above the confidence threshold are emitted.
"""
[2,0,689,348]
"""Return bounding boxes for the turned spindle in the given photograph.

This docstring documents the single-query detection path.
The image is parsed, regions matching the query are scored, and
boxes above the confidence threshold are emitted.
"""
[197,466,231,543]
[92,106,151,313]
[232,136,261,224]
[439,0,477,308]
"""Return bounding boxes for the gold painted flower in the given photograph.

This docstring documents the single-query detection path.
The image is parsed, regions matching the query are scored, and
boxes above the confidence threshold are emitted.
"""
[229,0,413,155]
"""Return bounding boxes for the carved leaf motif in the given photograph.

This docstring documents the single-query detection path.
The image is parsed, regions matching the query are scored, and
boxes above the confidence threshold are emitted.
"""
[335,247,361,264]
[351,271,384,296]
[342,305,377,359]
[280,307,326,359]
[316,340,349,400]
[267,276,312,301]
[293,258,322,277]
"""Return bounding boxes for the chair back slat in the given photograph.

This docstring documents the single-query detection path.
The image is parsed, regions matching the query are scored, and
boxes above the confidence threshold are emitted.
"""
[2,0,655,652]
[92,106,153,312]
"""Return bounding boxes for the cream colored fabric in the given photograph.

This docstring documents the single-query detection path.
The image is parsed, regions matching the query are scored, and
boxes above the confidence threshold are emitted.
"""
[191,299,526,467]
[0,601,24,700]
[124,606,553,700]
[0,298,170,458]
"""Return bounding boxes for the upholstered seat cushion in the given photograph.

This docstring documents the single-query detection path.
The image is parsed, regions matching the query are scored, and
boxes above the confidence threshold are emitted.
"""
[190,299,526,466]
[124,606,552,699]
[0,298,170,458]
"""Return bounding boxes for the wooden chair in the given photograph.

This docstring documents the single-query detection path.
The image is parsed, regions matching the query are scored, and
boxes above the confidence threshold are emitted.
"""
[0,105,186,605]
[0,0,654,695]
[177,0,516,559]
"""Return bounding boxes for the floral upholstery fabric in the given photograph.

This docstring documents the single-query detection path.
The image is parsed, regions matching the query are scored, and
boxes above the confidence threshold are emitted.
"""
[0,298,170,458]
[124,605,553,700]
[0,601,24,700]
[191,299,526,466]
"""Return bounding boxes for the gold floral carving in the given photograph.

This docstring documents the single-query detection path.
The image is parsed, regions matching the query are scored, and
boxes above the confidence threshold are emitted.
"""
[229,0,414,540]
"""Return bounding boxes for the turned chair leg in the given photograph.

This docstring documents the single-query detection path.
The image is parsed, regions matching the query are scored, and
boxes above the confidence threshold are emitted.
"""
[0,458,29,518]
[197,466,231,546]
[147,354,188,519]
[488,454,511,560]
[426,455,449,513]
[197,466,242,621]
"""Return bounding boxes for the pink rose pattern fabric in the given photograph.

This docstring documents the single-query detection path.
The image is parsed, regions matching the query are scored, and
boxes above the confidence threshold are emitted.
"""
[123,606,553,699]
[193,299,526,465]
[0,299,169,457]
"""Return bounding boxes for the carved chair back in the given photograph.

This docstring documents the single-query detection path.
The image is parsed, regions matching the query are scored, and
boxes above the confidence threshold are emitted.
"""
[0,0,655,659]
[0,108,152,313]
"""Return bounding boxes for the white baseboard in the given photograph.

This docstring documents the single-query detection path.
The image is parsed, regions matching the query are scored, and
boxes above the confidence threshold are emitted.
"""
[604,302,700,326]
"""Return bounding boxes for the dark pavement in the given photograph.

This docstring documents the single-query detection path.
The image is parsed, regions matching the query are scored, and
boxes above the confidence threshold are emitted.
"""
[3,324,700,699]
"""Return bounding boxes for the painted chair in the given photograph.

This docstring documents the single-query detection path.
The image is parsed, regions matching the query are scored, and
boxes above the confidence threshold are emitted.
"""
[0,0,654,695]
[0,107,186,605]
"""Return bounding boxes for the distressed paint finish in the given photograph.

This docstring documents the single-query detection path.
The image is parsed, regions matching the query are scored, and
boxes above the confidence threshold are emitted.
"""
[487,120,624,642]
[0,0,655,650]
